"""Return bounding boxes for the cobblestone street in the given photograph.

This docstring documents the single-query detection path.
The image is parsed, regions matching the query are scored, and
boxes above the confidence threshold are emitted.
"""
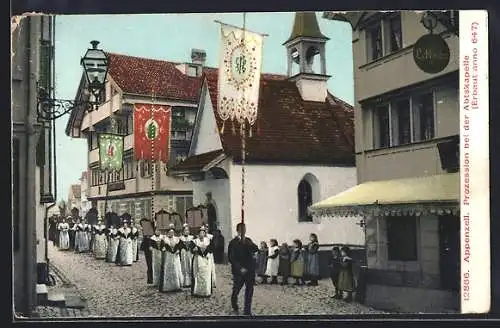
[39,244,384,317]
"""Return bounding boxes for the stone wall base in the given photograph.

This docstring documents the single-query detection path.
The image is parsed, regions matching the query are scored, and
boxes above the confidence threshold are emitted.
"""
[365,284,459,313]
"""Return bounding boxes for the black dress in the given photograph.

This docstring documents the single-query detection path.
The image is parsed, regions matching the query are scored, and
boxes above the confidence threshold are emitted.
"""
[213,234,225,264]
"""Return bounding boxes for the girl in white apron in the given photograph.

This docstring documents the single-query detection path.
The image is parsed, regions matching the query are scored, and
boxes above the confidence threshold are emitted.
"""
[265,238,280,284]
[107,225,120,263]
[57,219,70,250]
[118,220,134,266]
[179,224,194,288]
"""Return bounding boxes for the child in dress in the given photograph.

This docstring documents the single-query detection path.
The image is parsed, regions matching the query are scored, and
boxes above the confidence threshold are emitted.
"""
[256,241,268,284]
[278,243,291,285]
[290,239,306,286]
[337,246,355,302]
[305,233,320,286]
[329,246,342,299]
[265,239,280,284]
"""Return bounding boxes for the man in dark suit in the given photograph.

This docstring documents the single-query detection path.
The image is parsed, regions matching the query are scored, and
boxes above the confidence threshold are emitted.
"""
[139,218,154,284]
[228,222,259,315]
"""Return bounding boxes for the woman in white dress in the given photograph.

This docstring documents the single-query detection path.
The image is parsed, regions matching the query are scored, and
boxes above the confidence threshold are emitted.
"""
[203,224,217,289]
[75,219,89,253]
[118,220,134,266]
[149,228,164,287]
[179,224,194,288]
[106,225,120,263]
[265,238,280,284]
[93,220,108,259]
[190,226,215,297]
[131,224,139,262]
[159,224,183,293]
[73,218,81,252]
[84,221,92,252]
[57,219,70,250]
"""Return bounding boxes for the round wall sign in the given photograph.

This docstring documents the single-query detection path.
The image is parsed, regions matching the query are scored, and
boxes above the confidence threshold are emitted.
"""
[413,34,450,74]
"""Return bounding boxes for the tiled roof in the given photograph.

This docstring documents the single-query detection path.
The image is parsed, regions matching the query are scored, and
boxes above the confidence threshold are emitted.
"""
[76,51,354,166]
[71,184,81,199]
[106,52,203,101]
[171,149,224,172]
[200,69,355,165]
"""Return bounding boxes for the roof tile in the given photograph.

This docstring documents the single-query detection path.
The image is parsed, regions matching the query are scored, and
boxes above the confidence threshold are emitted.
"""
[106,52,203,101]
[104,52,354,166]
[202,70,355,165]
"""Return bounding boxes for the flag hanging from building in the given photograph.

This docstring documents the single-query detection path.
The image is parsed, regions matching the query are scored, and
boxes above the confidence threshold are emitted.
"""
[133,103,172,163]
[98,133,124,171]
[218,23,264,126]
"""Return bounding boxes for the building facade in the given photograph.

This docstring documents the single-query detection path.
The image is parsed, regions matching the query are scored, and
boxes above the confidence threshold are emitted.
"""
[67,184,82,215]
[65,50,210,222]
[314,11,460,312]
[171,12,364,255]
[79,171,92,218]
[12,15,56,316]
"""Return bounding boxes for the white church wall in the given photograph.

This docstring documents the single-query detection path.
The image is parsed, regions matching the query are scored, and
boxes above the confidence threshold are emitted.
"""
[228,163,364,246]
[192,175,232,244]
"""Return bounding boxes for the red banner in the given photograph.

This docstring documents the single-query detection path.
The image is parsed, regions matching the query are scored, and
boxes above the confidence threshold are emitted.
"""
[133,103,171,163]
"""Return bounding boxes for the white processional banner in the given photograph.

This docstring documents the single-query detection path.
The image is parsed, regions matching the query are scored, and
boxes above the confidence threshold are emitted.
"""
[218,24,264,126]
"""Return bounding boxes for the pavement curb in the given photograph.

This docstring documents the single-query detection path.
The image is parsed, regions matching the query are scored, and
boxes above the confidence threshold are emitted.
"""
[49,262,74,287]
[49,261,89,307]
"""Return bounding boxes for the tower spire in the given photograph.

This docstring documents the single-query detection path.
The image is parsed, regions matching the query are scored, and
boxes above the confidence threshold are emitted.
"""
[284,11,329,45]
[283,12,331,102]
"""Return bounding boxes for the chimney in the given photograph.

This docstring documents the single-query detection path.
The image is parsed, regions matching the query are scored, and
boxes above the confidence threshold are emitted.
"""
[191,49,206,66]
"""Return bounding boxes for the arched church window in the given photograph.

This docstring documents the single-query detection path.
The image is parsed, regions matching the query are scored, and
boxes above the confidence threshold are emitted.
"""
[298,179,313,222]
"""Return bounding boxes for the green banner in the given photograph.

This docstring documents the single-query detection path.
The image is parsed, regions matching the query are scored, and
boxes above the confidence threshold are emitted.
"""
[99,133,124,171]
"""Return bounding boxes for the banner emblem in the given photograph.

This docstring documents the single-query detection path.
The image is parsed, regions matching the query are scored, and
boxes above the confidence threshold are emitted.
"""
[145,118,160,140]
[98,133,124,171]
[133,103,172,163]
[218,24,263,126]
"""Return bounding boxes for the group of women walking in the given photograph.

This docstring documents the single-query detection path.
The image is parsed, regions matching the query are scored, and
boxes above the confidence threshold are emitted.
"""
[53,213,218,298]
[54,215,140,266]
[52,213,357,302]
[142,222,217,298]
[255,233,356,301]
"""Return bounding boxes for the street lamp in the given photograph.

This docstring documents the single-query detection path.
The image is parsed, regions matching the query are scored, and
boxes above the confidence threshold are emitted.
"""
[37,40,109,121]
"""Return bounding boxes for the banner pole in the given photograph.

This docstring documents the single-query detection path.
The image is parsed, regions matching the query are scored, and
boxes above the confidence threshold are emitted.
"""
[104,170,111,219]
[240,12,247,225]
[214,20,269,37]
[150,90,156,224]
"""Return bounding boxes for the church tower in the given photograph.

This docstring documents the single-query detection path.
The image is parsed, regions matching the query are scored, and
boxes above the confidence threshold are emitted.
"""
[283,12,331,102]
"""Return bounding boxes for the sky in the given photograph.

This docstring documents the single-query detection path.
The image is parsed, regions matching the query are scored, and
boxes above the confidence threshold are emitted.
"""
[53,12,354,201]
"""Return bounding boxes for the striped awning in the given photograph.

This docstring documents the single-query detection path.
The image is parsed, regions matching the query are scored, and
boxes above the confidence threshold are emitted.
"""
[310,173,459,217]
